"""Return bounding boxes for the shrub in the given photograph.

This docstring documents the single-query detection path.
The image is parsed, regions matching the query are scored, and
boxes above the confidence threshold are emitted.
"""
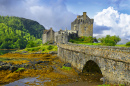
[44,41,49,45]
[26,41,37,48]
[98,35,120,46]
[47,45,54,50]
[101,39,116,46]
[126,41,130,46]
[69,39,74,43]
[42,48,45,51]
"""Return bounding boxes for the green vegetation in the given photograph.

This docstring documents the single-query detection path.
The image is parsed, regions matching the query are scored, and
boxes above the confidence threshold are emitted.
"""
[15,68,25,72]
[126,41,130,46]
[0,16,45,49]
[98,35,121,46]
[69,35,130,47]
[19,45,58,53]
[61,66,72,70]
[47,45,54,50]
[69,36,94,43]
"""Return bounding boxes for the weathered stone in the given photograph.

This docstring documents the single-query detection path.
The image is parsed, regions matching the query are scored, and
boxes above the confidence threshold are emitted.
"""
[57,43,130,85]
[63,63,71,67]
[49,51,57,54]
[21,51,28,53]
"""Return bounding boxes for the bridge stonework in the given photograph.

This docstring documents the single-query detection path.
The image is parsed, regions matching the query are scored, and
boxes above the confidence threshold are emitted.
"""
[57,43,130,85]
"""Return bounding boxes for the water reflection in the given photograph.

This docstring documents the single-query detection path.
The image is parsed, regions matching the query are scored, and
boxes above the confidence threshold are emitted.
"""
[4,77,51,86]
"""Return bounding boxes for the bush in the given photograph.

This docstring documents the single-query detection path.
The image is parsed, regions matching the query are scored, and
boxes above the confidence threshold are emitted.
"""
[42,48,45,51]
[26,41,37,48]
[98,35,120,46]
[69,39,74,43]
[126,42,130,46]
[47,45,54,50]
[101,39,116,46]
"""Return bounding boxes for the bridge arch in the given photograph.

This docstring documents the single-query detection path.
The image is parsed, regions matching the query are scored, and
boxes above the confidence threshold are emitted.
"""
[82,60,102,74]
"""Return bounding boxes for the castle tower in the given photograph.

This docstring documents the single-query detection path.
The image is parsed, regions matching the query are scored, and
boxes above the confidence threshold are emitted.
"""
[71,12,94,37]
[83,12,86,20]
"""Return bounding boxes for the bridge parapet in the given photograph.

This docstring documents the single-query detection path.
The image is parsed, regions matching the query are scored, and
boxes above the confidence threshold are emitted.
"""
[58,43,130,63]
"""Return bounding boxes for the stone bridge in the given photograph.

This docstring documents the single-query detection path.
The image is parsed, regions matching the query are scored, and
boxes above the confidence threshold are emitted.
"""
[57,43,130,85]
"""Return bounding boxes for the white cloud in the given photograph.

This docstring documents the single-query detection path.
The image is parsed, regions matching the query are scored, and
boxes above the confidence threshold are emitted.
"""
[94,6,130,40]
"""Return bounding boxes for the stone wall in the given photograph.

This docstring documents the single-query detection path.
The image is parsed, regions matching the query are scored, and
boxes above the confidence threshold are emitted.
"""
[57,43,130,85]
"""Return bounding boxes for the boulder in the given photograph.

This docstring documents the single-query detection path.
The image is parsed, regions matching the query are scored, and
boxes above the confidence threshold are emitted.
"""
[0,65,10,70]
[10,66,18,72]
[21,51,28,53]
[49,51,57,54]
[63,63,71,67]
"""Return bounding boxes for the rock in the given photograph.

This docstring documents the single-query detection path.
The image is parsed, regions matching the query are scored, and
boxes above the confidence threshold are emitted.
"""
[35,61,44,64]
[0,62,8,65]
[0,65,10,70]
[34,51,42,54]
[63,63,71,67]
[0,61,3,64]
[22,51,28,53]
[10,66,18,72]
[100,77,105,84]
[49,51,57,54]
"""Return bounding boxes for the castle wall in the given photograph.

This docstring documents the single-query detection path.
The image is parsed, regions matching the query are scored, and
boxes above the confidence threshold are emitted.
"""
[78,23,93,37]
[46,29,54,43]
[42,34,47,44]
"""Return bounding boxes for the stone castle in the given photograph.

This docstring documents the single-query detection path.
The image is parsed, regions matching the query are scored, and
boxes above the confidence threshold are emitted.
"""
[42,12,94,44]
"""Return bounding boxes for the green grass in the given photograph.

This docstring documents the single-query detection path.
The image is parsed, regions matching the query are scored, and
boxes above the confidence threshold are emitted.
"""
[61,66,72,70]
[115,44,129,47]
[15,44,58,53]
[76,42,101,45]
[73,42,129,47]
[15,68,25,72]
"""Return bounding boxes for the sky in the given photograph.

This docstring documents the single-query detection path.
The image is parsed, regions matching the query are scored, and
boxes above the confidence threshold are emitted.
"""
[0,0,130,40]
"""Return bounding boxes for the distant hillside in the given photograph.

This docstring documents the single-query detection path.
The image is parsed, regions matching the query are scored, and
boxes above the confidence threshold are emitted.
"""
[0,16,45,49]
[0,16,45,38]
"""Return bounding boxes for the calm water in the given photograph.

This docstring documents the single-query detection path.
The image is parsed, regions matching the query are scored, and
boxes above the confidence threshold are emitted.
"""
[0,50,16,55]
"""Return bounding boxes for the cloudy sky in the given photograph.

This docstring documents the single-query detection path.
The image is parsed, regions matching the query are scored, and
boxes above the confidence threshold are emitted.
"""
[0,0,130,40]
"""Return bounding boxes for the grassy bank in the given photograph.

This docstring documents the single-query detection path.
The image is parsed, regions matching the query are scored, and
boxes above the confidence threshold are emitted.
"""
[74,42,129,47]
[15,44,58,54]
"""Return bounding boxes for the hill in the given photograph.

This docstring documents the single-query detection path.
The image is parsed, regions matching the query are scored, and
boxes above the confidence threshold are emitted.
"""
[0,16,45,49]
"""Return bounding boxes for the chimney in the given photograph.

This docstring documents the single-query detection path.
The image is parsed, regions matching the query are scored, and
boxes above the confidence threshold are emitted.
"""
[83,12,86,20]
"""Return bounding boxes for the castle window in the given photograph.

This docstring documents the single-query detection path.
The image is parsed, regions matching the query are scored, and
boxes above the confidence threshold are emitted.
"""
[81,19,82,22]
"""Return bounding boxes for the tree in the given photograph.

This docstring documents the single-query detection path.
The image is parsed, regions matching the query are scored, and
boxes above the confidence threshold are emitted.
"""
[126,41,130,46]
[98,35,121,46]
